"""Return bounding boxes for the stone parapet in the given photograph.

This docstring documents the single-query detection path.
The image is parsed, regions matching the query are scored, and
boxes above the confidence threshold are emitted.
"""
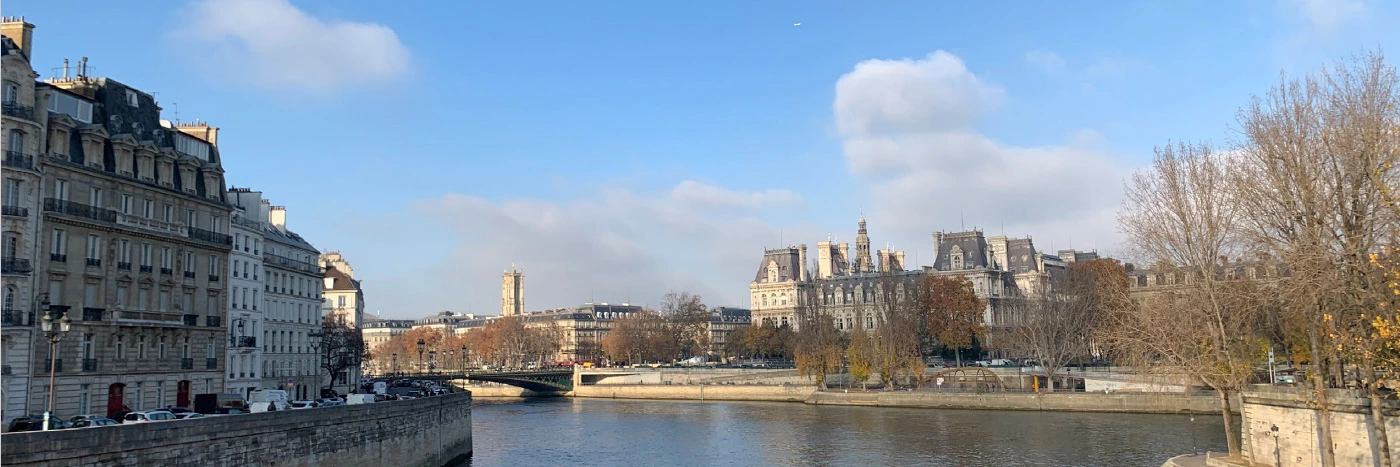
[0,392,473,467]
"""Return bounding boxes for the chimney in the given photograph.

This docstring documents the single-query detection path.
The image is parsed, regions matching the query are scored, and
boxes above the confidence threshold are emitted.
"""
[269,206,287,231]
[798,244,808,281]
[1,18,35,60]
[258,199,271,224]
[176,122,220,147]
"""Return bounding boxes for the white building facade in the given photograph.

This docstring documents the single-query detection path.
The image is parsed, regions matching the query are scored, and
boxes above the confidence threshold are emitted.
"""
[224,189,264,398]
[257,202,323,400]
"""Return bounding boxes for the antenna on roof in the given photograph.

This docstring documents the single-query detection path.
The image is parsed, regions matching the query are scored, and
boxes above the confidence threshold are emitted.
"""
[960,210,965,231]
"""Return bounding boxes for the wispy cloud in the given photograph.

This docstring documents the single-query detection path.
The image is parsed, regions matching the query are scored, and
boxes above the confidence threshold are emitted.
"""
[169,0,411,93]
[1287,0,1368,40]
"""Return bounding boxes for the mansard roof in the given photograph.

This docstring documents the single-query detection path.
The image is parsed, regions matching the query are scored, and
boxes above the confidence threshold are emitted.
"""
[753,247,803,283]
[934,230,991,271]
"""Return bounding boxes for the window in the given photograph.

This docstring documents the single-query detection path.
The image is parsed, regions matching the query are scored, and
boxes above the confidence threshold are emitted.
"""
[121,195,132,215]
[53,179,67,201]
[182,337,190,358]
[3,232,18,259]
[116,286,127,307]
[143,200,153,218]
[163,205,172,223]
[159,336,166,359]
[184,251,194,272]
[2,82,16,104]
[182,293,191,313]
[125,89,138,107]
[3,286,14,312]
[173,132,210,161]
[338,296,346,308]
[119,240,130,264]
[83,282,98,307]
[47,91,93,123]
[115,335,125,359]
[51,229,66,255]
[230,286,238,308]
[86,235,100,260]
[252,291,258,310]
[141,244,151,266]
[82,334,93,360]
[88,187,101,207]
[133,383,143,410]
[242,288,248,309]
[206,342,215,359]
[78,385,90,415]
[138,288,149,310]
[187,210,196,228]
[3,178,19,207]
[138,336,147,359]
[6,130,22,153]
[161,247,170,269]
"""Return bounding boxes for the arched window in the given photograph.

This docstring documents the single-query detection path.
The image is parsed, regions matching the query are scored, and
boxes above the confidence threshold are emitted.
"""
[766,261,778,282]
[6,129,23,153]
[950,245,965,270]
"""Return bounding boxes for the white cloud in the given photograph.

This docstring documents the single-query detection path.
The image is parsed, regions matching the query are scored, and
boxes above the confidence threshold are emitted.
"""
[1288,0,1368,38]
[171,0,411,93]
[1024,49,1066,75]
[405,181,815,314]
[834,50,1125,258]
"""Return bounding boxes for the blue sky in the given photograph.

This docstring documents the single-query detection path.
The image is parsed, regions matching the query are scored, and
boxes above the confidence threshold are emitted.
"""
[4,0,1396,318]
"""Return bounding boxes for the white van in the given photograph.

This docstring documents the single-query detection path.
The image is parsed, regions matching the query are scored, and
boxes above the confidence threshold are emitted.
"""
[248,389,289,404]
[347,394,376,405]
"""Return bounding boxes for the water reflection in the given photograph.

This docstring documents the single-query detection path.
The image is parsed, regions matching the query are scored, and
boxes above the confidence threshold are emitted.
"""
[467,398,1226,467]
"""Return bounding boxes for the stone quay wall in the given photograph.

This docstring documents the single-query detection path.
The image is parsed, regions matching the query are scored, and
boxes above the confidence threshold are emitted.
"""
[0,392,473,467]
[1239,386,1398,467]
[571,383,816,402]
[806,390,1221,414]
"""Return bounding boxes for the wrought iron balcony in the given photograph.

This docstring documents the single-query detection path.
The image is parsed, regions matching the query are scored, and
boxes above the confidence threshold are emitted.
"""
[43,198,117,223]
[82,358,98,372]
[2,258,31,274]
[232,336,257,348]
[264,253,320,274]
[183,271,195,279]
[205,357,218,369]
[140,265,153,273]
[49,253,66,262]
[2,150,33,170]
[160,267,172,276]
[117,262,131,270]
[206,315,222,327]
[183,314,198,326]
[1,309,31,326]
[86,258,101,267]
[1,205,27,217]
[3,102,34,120]
[209,274,220,282]
[81,307,104,321]
[115,213,188,237]
[188,227,231,246]
[181,358,194,370]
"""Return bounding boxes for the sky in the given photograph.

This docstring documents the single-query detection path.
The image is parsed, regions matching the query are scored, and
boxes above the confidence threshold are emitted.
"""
[4,0,1397,319]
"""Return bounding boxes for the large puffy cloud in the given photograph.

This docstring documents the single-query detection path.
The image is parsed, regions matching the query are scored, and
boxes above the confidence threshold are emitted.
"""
[404,181,817,315]
[171,0,411,93]
[835,50,1125,256]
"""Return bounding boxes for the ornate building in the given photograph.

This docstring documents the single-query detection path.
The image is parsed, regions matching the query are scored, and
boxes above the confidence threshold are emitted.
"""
[501,267,523,316]
[3,18,44,423]
[224,189,265,398]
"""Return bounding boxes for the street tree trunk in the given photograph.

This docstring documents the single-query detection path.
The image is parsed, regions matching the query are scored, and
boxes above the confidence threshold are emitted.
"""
[1308,326,1338,467]
[1217,388,1242,458]
[1363,363,1393,467]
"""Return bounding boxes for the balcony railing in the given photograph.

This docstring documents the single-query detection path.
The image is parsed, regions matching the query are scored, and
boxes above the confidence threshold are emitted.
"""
[188,227,231,246]
[2,150,33,170]
[264,253,321,274]
[140,265,153,273]
[2,205,28,217]
[1,309,31,326]
[49,253,66,262]
[206,316,222,327]
[43,198,117,223]
[183,271,195,279]
[183,314,198,326]
[232,336,257,348]
[2,258,31,274]
[82,358,98,372]
[209,274,220,282]
[86,258,101,267]
[81,307,104,321]
[160,267,172,276]
[116,213,188,237]
[117,262,131,270]
[3,102,34,120]
[205,357,218,370]
[181,358,193,370]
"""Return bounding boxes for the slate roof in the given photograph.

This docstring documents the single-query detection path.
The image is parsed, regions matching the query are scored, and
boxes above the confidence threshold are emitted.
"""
[753,247,803,283]
[934,230,991,271]
[323,265,359,291]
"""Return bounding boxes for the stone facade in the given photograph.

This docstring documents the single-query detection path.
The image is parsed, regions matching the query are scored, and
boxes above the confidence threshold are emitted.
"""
[245,195,323,400]
[502,267,523,316]
[360,316,412,375]
[2,18,43,424]
[224,189,264,398]
[0,391,473,467]
[1238,386,1398,467]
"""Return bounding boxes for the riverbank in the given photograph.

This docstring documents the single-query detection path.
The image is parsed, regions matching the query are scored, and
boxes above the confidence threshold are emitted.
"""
[557,384,1221,414]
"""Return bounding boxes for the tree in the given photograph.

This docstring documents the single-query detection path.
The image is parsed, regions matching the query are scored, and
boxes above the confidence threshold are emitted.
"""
[1233,51,1400,466]
[1005,259,1126,392]
[602,310,656,365]
[660,292,712,361]
[318,317,367,394]
[921,276,986,368]
[1109,141,1264,459]
[793,287,846,389]
[846,319,876,390]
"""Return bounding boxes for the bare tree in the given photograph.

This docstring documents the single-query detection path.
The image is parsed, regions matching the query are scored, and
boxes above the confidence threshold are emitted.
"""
[873,271,924,388]
[1109,141,1265,459]
[1234,51,1400,467]
[318,316,367,395]
[793,287,846,389]
[1004,259,1126,392]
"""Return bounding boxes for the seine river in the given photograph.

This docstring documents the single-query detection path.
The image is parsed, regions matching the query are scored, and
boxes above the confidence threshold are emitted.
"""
[465,398,1227,467]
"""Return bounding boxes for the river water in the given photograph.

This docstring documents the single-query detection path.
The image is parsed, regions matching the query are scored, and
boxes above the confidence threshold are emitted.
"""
[465,398,1227,467]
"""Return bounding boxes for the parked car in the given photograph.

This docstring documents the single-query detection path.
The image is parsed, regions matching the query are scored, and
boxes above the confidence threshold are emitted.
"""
[69,414,119,428]
[9,415,68,431]
[211,407,245,415]
[123,410,177,424]
[174,413,205,420]
[289,400,319,410]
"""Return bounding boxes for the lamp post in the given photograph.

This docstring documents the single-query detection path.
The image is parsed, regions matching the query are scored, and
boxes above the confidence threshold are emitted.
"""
[429,349,437,374]
[41,310,72,431]
[391,353,398,376]
[416,339,425,375]
[460,345,467,373]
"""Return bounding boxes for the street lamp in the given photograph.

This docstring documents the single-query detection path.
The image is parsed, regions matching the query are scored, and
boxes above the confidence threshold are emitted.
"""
[416,339,425,375]
[391,353,399,376]
[41,310,72,431]
[460,345,467,372]
[429,349,437,374]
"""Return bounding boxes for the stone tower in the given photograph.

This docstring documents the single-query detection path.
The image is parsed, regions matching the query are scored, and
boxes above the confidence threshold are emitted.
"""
[855,217,874,273]
[502,267,524,316]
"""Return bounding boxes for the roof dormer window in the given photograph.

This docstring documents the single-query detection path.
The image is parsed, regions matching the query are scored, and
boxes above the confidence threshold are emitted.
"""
[125,89,138,107]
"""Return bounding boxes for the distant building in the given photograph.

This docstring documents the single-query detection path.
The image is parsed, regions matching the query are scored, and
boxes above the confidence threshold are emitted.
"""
[359,315,413,375]
[501,267,523,316]
[248,197,323,401]
[320,252,363,393]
